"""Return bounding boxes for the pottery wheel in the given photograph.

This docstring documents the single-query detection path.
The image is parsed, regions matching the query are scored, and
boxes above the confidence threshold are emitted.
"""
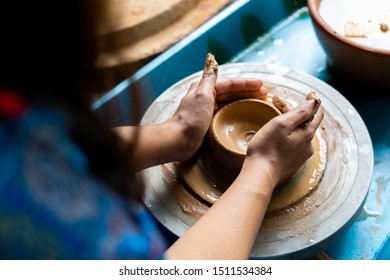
[141,63,373,259]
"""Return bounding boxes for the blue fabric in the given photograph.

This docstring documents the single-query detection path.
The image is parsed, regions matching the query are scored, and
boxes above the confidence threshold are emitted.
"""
[0,107,167,259]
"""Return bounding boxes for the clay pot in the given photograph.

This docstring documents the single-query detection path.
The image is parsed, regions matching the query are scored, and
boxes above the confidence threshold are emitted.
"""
[308,0,390,90]
[203,99,281,185]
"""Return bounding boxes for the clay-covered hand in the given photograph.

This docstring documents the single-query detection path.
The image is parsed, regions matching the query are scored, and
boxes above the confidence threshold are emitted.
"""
[244,93,324,187]
[172,53,267,160]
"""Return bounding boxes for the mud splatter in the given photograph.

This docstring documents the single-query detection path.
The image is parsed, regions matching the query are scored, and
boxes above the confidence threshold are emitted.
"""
[376,176,384,205]
[358,205,381,221]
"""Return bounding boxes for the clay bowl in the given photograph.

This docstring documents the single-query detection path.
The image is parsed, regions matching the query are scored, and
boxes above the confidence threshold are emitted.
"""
[203,98,281,186]
[308,0,390,90]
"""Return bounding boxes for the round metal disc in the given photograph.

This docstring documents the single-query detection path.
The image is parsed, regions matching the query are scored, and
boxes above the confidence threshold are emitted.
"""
[141,63,373,259]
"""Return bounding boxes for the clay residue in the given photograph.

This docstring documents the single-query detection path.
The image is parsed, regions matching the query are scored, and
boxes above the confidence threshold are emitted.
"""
[380,23,389,32]
[376,176,384,205]
[375,175,389,206]
[344,21,368,38]
[206,53,219,74]
[357,205,381,221]
[161,163,209,218]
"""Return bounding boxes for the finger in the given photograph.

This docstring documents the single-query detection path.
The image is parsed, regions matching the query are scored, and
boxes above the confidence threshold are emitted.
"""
[215,78,266,102]
[260,87,268,99]
[195,53,218,98]
[272,95,293,113]
[306,91,317,101]
[215,78,262,93]
[282,99,321,129]
[292,105,324,140]
[299,92,321,128]
[307,106,324,132]
[216,89,267,103]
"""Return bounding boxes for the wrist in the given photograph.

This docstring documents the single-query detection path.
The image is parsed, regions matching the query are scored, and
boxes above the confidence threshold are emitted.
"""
[163,118,195,162]
[241,156,280,192]
[169,115,203,161]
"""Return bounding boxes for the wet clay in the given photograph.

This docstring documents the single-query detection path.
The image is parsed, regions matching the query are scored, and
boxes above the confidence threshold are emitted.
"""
[163,96,327,216]
[175,126,327,212]
[205,99,281,186]
[268,131,326,212]
[161,163,209,219]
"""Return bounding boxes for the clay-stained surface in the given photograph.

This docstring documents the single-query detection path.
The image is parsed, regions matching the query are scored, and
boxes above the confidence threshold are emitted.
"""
[141,63,373,259]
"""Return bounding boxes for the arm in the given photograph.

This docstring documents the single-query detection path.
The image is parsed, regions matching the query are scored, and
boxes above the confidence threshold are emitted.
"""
[113,120,186,171]
[165,158,277,259]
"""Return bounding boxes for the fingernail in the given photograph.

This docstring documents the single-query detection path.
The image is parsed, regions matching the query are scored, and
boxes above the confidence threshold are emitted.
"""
[272,95,287,113]
[306,91,317,100]
[307,99,315,109]
[308,98,321,112]
[274,95,286,106]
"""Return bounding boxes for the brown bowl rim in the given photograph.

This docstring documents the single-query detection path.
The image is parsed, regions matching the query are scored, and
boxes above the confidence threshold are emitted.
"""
[307,0,390,55]
[209,98,281,157]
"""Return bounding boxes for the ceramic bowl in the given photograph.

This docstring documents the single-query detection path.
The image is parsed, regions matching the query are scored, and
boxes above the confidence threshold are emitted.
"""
[308,0,390,90]
[206,98,281,180]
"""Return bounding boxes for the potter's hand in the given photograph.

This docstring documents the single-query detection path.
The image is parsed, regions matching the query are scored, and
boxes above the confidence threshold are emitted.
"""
[113,54,267,171]
[172,53,267,160]
[244,93,324,186]
[166,93,321,260]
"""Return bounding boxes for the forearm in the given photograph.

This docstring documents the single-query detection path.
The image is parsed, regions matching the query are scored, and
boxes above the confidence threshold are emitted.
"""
[165,159,277,260]
[112,119,187,171]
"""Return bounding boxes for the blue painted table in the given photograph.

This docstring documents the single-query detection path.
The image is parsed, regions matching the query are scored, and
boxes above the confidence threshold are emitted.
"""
[230,8,390,260]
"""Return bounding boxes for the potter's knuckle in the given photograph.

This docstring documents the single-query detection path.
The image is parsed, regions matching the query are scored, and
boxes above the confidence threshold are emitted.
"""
[190,82,199,88]
[274,117,288,130]
[202,72,214,79]
[296,109,308,122]
[195,89,208,97]
[304,127,315,139]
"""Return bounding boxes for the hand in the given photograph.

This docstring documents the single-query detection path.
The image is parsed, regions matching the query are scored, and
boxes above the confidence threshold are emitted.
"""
[171,53,267,160]
[244,93,324,187]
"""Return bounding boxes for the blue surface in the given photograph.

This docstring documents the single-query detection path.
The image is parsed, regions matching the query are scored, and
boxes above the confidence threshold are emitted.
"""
[230,8,390,260]
[93,2,390,259]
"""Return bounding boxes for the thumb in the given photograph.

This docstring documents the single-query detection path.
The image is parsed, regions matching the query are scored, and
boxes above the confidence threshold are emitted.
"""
[195,53,218,98]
